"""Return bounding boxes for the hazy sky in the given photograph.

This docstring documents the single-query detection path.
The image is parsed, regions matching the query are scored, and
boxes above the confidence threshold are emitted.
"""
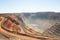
[0,0,60,13]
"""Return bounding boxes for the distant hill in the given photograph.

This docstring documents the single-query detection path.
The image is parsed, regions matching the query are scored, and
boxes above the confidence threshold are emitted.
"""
[23,12,60,20]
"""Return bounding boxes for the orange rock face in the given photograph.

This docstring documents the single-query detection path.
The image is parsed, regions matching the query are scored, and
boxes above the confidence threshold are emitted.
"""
[1,15,21,33]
